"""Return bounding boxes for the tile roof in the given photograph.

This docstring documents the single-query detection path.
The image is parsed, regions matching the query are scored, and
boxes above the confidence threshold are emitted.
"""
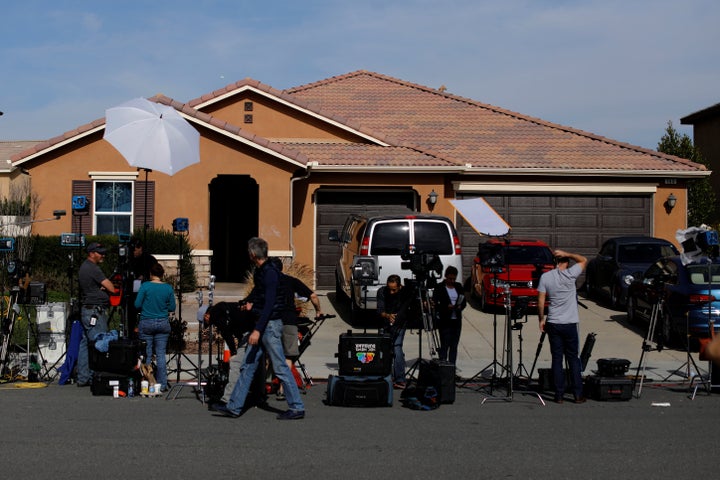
[9,70,706,176]
[286,70,704,174]
[273,142,456,169]
[1,141,41,168]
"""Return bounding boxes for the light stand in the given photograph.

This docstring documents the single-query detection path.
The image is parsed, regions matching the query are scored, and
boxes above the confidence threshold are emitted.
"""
[512,297,531,379]
[461,246,510,392]
[0,211,66,381]
[166,218,206,403]
[482,285,545,405]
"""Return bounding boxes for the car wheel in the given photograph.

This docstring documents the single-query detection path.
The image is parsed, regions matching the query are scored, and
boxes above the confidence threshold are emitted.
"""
[656,309,674,349]
[610,284,621,309]
[585,274,594,299]
[626,296,636,324]
[335,271,345,301]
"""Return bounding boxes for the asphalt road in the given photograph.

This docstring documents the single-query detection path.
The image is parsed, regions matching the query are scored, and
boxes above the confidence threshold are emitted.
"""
[2,286,719,478]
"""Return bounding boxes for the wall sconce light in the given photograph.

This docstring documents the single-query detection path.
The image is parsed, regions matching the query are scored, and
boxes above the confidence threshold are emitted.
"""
[428,189,439,206]
[666,193,677,212]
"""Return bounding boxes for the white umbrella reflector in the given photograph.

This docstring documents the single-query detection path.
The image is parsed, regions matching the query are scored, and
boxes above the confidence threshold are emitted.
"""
[104,97,200,176]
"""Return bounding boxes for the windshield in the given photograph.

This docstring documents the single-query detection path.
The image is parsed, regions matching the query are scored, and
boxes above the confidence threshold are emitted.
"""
[504,245,554,265]
[618,244,676,263]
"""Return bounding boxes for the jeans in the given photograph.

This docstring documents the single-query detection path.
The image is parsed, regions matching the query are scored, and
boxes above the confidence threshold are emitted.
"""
[77,306,109,384]
[391,327,406,383]
[221,333,249,404]
[138,318,171,390]
[438,327,461,365]
[226,319,304,414]
[546,322,583,399]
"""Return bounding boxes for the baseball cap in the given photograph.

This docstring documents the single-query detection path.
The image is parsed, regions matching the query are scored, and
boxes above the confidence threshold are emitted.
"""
[87,242,107,254]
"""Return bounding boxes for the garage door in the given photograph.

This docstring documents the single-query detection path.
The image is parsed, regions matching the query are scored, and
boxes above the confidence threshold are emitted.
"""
[456,194,652,280]
[315,189,416,289]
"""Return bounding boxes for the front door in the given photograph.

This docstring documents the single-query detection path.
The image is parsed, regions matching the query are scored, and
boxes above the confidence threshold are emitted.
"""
[209,175,258,282]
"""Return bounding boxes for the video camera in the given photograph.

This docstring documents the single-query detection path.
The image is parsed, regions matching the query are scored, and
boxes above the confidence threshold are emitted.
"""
[401,245,443,288]
[677,225,720,265]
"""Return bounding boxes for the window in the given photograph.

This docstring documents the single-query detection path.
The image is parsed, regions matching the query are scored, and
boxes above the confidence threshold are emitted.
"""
[370,222,410,255]
[414,222,453,254]
[94,181,133,235]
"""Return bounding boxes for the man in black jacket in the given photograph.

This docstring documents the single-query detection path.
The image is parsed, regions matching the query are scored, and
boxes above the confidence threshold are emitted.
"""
[211,237,305,420]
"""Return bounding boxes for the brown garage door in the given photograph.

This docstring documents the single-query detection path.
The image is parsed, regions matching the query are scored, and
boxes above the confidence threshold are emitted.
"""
[315,189,416,289]
[456,194,652,280]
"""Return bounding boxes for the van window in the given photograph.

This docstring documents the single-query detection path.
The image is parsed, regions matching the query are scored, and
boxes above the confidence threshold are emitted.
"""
[414,222,453,254]
[370,222,410,255]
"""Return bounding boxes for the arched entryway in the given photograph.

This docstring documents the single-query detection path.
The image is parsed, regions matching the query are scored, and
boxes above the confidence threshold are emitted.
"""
[209,175,258,282]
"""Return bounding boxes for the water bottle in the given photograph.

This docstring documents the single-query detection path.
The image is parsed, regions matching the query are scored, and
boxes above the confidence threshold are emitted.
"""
[127,379,134,398]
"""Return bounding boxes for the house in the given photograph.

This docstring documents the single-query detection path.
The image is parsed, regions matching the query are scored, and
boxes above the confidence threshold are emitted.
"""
[10,70,705,288]
[681,102,720,199]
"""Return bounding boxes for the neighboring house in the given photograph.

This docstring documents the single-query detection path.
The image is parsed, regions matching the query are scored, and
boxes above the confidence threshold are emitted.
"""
[9,70,706,288]
[681,102,720,199]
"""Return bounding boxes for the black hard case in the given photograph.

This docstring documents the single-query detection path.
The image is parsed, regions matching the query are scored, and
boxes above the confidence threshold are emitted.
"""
[326,374,393,407]
[584,375,632,401]
[89,338,146,375]
[337,331,392,377]
[91,371,139,396]
[418,359,456,404]
[596,358,631,377]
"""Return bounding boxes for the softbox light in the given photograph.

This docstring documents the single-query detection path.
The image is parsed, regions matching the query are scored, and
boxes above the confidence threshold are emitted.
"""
[449,198,510,237]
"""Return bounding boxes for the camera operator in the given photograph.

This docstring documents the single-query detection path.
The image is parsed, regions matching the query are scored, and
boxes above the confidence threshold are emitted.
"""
[377,274,413,389]
[76,243,116,387]
[127,238,158,338]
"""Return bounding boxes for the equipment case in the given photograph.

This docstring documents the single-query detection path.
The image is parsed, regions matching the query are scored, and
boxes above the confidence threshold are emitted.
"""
[584,375,632,401]
[89,338,146,375]
[418,359,456,404]
[596,358,631,377]
[337,331,392,377]
[327,374,393,407]
[91,371,139,396]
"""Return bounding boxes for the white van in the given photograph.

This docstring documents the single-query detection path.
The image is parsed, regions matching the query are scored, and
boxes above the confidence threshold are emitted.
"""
[328,213,463,316]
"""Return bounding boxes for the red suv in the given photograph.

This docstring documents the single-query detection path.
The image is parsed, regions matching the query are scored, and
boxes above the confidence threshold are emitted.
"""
[471,238,555,312]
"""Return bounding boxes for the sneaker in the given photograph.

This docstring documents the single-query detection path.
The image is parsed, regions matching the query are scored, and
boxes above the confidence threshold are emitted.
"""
[210,403,242,418]
[573,397,587,404]
[276,409,305,420]
[393,382,407,390]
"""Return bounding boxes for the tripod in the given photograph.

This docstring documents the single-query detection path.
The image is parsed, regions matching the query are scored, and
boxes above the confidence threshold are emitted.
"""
[166,236,206,402]
[512,302,531,379]
[482,286,544,405]
[404,278,440,382]
[633,291,705,397]
[461,269,510,391]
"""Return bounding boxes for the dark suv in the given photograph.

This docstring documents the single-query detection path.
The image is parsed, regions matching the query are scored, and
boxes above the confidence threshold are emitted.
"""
[470,238,555,312]
[585,236,679,309]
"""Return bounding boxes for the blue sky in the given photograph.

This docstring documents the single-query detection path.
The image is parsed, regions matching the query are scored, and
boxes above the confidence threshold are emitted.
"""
[1,0,718,150]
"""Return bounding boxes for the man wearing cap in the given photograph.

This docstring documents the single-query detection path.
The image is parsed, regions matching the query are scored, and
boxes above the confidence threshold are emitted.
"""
[537,249,588,404]
[76,242,116,387]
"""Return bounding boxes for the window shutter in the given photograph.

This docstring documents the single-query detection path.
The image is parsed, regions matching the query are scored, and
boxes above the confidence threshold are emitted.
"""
[134,181,155,231]
[71,180,92,235]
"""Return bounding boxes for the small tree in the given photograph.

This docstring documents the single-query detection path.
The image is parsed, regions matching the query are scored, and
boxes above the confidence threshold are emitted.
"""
[657,121,717,226]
